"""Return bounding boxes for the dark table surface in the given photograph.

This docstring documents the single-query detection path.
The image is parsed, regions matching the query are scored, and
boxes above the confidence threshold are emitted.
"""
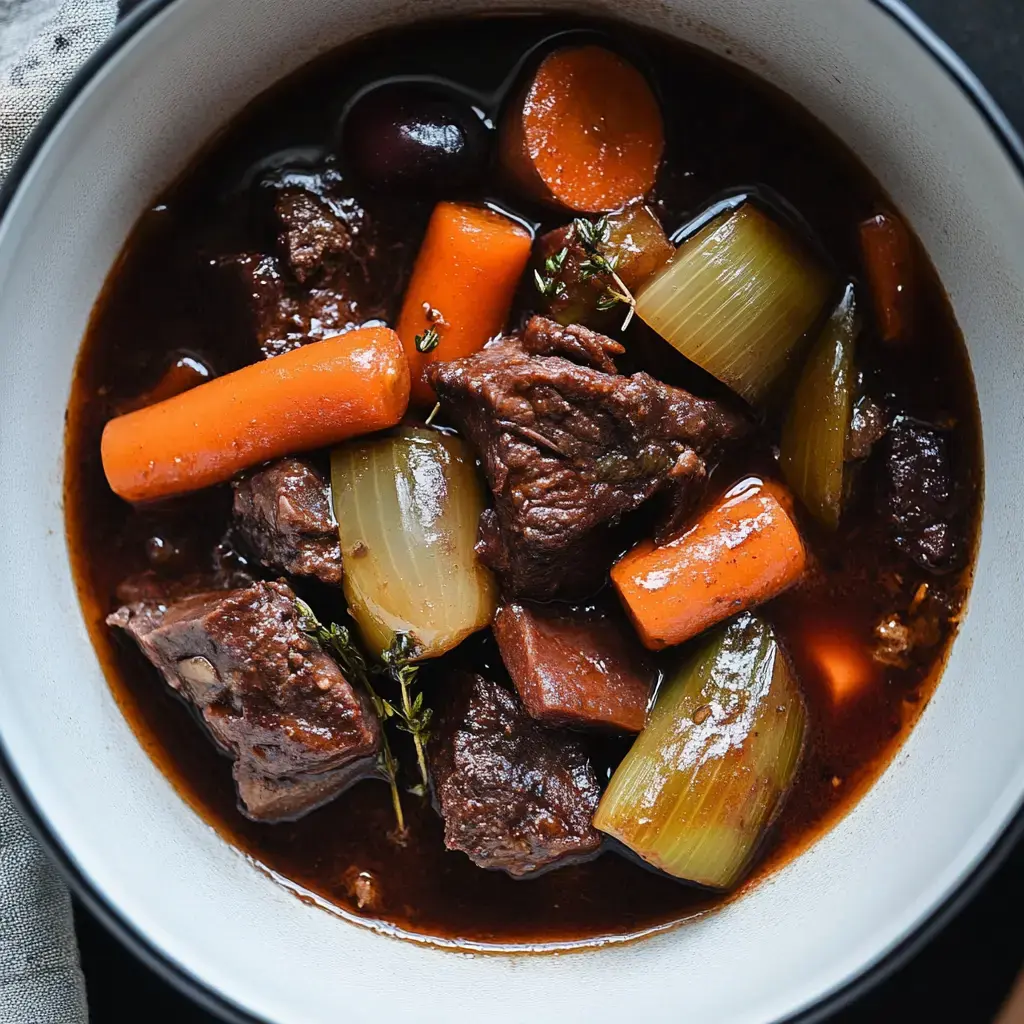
[78,0,1024,1020]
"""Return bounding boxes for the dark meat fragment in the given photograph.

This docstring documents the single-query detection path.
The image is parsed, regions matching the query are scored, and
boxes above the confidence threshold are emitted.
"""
[114,560,252,607]
[879,419,960,573]
[217,252,374,359]
[216,167,409,358]
[873,610,942,668]
[232,457,342,586]
[846,394,888,461]
[430,673,603,877]
[522,315,624,374]
[427,333,747,598]
[107,579,379,821]
[273,187,376,287]
[493,600,654,733]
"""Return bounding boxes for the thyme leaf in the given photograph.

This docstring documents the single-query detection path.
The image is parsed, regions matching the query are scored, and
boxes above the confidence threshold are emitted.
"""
[534,245,570,300]
[414,326,441,353]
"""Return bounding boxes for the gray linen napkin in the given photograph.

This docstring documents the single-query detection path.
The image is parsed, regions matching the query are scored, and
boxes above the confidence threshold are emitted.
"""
[0,790,86,1022]
[1,0,116,177]
[1,4,116,1019]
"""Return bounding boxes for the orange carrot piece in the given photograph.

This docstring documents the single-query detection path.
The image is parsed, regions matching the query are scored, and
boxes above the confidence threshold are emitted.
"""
[397,201,532,406]
[119,352,212,413]
[500,45,664,213]
[102,326,409,504]
[859,211,915,342]
[611,478,807,650]
[802,626,877,709]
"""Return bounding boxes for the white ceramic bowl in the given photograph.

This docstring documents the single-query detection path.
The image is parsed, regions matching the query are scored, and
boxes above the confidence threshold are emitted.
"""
[1,1,1023,1022]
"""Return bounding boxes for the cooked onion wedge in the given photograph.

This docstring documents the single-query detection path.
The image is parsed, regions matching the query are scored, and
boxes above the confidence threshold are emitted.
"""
[594,613,806,890]
[635,203,831,404]
[330,427,497,658]
[780,283,860,528]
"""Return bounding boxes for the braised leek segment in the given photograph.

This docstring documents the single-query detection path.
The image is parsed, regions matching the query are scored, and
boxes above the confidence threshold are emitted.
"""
[593,613,806,890]
[635,203,831,404]
[330,428,497,658]
[780,284,860,529]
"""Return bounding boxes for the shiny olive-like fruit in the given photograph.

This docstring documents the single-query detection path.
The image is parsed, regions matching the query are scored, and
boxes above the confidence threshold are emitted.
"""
[340,85,489,192]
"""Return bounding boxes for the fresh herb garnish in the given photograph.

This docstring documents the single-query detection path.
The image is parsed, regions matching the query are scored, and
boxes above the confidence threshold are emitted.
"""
[414,326,441,353]
[296,599,407,835]
[533,246,569,300]
[382,632,432,792]
[571,216,637,329]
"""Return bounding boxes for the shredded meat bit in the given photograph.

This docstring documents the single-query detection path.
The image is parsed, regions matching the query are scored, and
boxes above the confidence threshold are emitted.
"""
[873,609,943,668]
[343,867,381,911]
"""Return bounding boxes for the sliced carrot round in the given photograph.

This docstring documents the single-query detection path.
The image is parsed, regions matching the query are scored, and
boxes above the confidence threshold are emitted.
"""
[501,45,664,213]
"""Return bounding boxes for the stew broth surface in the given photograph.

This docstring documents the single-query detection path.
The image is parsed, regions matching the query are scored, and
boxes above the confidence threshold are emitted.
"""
[65,15,981,945]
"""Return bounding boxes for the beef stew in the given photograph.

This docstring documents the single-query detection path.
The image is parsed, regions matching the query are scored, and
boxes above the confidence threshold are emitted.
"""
[65,15,981,945]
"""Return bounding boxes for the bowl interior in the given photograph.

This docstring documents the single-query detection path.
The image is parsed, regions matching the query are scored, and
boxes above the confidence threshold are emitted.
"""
[1,1,1023,1022]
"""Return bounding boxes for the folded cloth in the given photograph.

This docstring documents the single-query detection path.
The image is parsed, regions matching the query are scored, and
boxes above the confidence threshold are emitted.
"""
[2,2,116,1016]
[0,0,117,178]
[0,788,86,1023]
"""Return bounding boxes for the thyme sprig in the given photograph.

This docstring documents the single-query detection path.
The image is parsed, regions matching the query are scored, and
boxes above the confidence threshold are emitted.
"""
[571,216,637,329]
[533,246,569,300]
[296,599,407,834]
[382,632,432,792]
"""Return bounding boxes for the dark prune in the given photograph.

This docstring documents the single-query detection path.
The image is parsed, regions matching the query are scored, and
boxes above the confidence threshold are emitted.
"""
[340,85,489,192]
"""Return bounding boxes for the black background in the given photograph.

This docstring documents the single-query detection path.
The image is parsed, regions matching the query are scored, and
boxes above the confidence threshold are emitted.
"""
[78,0,1024,1020]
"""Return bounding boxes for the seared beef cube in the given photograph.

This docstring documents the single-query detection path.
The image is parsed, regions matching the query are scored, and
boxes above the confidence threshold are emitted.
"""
[219,252,364,359]
[107,580,379,821]
[493,601,654,733]
[273,187,376,286]
[216,168,410,358]
[430,673,602,877]
[879,420,960,572]
[232,457,343,586]
[521,315,624,374]
[427,333,747,599]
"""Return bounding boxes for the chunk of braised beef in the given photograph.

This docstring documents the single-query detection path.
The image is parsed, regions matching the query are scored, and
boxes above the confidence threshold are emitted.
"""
[493,600,654,733]
[273,187,376,286]
[216,250,384,359]
[232,457,343,586]
[427,334,748,599]
[107,580,380,822]
[879,419,960,573]
[215,165,411,358]
[429,673,602,877]
[521,314,624,373]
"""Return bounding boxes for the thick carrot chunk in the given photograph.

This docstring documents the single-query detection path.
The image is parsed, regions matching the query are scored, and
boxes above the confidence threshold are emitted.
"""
[396,202,533,406]
[611,478,807,650]
[101,326,409,503]
[804,627,877,708]
[859,211,915,342]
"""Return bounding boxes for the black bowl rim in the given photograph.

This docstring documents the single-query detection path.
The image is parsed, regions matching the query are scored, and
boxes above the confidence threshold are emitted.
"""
[0,1,1022,1022]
